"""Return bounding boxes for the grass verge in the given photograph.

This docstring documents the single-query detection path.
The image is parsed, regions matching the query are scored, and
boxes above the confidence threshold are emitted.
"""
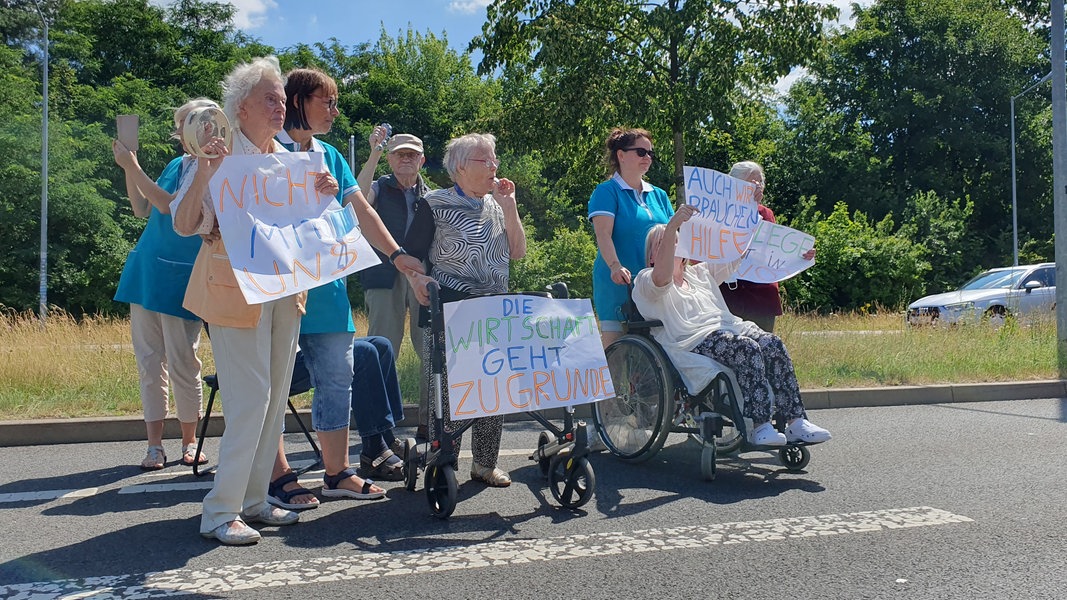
[0,309,1056,420]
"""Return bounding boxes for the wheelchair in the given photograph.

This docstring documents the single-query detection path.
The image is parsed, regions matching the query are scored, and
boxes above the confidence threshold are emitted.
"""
[401,281,596,518]
[590,307,813,481]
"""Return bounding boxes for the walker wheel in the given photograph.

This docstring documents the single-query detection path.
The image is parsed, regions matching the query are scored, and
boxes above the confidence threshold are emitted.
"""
[403,437,419,491]
[548,455,595,509]
[778,444,810,472]
[700,443,717,481]
[425,463,458,518]
[536,430,553,478]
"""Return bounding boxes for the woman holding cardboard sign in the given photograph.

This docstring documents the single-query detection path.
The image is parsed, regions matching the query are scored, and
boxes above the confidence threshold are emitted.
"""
[588,128,675,348]
[267,67,425,509]
[719,161,815,332]
[406,133,526,488]
[633,206,831,447]
[112,99,220,471]
[170,56,332,546]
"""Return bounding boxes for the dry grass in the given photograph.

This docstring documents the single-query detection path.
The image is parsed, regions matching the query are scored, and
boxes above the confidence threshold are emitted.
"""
[777,311,1057,388]
[0,308,1057,420]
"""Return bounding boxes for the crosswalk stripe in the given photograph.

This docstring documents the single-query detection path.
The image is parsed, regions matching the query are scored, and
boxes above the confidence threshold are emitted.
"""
[0,506,972,599]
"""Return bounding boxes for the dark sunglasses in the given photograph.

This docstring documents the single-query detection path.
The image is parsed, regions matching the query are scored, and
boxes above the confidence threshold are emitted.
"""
[621,147,656,159]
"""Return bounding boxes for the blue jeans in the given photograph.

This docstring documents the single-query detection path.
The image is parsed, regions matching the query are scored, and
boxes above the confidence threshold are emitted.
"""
[298,332,355,432]
[350,336,404,437]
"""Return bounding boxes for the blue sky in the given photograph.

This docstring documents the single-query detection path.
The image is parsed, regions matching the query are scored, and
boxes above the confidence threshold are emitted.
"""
[217,0,868,57]
[223,0,493,54]
[161,0,871,93]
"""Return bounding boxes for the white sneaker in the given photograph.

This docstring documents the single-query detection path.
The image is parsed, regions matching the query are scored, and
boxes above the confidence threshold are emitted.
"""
[785,419,832,444]
[201,520,261,545]
[241,505,299,526]
[750,422,787,446]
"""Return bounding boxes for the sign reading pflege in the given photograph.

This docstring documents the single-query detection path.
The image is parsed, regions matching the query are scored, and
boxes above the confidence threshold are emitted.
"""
[209,152,379,304]
[443,295,613,419]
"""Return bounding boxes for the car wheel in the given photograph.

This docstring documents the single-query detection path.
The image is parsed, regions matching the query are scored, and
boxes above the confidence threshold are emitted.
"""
[984,305,1008,327]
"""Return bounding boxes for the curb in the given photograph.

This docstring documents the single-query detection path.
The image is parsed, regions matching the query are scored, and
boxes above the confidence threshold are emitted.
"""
[1,380,1063,448]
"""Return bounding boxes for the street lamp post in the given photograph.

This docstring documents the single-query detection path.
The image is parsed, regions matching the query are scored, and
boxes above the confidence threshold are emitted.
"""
[32,0,49,325]
[1010,71,1052,268]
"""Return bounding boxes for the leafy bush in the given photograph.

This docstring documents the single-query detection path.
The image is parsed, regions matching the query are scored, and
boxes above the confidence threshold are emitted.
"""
[783,200,929,312]
[510,224,597,300]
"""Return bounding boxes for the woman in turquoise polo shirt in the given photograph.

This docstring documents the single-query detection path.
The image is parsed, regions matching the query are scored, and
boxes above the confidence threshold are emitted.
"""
[588,127,675,348]
[267,68,426,508]
[112,99,217,470]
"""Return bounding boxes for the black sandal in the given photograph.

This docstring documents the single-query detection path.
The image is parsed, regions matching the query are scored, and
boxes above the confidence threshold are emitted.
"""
[360,449,405,481]
[268,471,320,510]
[321,468,385,499]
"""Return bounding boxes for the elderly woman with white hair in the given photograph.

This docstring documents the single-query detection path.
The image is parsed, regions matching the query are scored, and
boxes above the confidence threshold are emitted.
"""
[633,205,831,448]
[170,56,340,545]
[406,133,526,487]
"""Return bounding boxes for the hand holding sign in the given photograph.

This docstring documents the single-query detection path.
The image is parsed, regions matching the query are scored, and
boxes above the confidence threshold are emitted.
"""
[676,166,761,263]
[732,221,816,283]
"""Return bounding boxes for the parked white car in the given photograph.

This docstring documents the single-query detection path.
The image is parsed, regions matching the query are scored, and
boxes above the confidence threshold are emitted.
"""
[906,263,1056,326]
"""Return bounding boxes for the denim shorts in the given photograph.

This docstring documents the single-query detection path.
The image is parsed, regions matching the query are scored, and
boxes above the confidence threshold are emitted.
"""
[298,331,355,432]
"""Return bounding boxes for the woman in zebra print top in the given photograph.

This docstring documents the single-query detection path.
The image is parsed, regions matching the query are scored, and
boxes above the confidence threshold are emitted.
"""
[406,133,526,487]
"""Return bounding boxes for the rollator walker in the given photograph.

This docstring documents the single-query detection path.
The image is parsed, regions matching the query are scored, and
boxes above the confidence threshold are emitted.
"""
[401,281,597,518]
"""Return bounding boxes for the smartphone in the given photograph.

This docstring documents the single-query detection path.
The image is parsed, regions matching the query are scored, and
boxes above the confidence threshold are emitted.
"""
[116,114,139,152]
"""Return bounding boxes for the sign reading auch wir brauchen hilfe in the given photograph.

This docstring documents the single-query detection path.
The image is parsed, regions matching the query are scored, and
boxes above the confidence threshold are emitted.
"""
[442,295,613,420]
[676,165,761,264]
[209,152,379,304]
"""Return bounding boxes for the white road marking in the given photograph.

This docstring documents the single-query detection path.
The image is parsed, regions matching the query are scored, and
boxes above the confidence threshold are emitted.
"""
[0,507,971,599]
[0,488,98,503]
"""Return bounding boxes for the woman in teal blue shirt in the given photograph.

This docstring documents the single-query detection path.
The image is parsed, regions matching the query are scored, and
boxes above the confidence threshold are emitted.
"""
[588,127,674,348]
[112,99,218,470]
[268,69,425,508]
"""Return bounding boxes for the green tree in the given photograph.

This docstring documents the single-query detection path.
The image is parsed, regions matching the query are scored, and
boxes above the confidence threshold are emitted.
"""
[475,0,839,203]
[778,0,1046,266]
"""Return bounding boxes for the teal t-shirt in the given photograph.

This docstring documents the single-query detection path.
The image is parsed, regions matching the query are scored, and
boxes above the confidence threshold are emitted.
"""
[114,156,202,320]
[276,133,360,335]
[587,176,674,322]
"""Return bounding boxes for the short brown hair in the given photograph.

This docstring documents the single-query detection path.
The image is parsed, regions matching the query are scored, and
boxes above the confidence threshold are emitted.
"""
[284,68,339,131]
[604,127,651,176]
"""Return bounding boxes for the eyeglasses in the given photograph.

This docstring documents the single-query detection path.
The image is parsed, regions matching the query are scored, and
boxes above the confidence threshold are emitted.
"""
[467,157,500,169]
[311,94,338,111]
[621,147,656,159]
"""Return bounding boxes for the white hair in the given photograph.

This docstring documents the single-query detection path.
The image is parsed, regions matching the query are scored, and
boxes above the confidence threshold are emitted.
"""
[221,56,284,131]
[729,160,764,184]
[645,224,666,267]
[443,133,496,180]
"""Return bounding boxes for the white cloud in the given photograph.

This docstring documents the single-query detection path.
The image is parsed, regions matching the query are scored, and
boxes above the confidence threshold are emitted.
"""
[227,0,278,30]
[449,0,491,15]
[148,0,278,30]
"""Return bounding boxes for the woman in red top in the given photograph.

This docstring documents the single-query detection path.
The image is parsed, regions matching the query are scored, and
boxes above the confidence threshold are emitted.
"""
[720,161,782,332]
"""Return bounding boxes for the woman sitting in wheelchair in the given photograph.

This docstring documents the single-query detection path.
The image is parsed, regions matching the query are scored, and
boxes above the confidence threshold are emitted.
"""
[632,204,831,446]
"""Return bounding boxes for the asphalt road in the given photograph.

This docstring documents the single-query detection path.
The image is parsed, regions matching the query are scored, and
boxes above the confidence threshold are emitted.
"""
[1,398,1065,599]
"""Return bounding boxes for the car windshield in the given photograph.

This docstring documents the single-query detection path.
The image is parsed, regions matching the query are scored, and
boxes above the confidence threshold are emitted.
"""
[959,268,1027,291]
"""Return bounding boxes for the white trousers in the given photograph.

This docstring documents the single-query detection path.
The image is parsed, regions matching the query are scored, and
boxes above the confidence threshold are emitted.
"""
[199,298,300,533]
[130,304,203,423]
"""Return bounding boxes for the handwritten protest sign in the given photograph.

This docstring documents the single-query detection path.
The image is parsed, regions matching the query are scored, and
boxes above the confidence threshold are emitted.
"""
[209,152,379,304]
[442,296,613,419]
[677,166,760,263]
[733,221,816,283]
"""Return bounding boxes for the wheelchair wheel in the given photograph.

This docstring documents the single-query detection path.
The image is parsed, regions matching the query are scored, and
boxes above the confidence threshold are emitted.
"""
[403,437,419,491]
[425,463,458,518]
[700,443,716,481]
[536,430,552,478]
[778,444,810,472]
[593,335,674,462]
[548,455,595,509]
